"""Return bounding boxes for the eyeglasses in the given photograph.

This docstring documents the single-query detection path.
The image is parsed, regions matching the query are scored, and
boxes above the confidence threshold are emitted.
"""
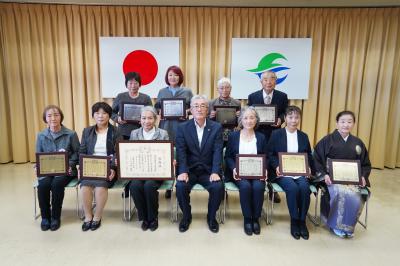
[192,104,208,110]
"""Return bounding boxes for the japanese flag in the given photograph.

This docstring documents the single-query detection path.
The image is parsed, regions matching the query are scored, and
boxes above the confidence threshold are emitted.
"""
[99,37,179,98]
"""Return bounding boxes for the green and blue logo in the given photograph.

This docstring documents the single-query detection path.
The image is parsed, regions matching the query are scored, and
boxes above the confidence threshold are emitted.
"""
[247,52,290,85]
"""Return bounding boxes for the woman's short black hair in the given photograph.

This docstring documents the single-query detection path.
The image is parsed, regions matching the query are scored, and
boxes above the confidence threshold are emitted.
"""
[125,72,142,87]
[285,105,302,117]
[92,102,112,118]
[336,110,356,123]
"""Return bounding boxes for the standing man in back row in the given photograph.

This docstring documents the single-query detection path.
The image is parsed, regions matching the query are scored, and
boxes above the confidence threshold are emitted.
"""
[247,70,288,203]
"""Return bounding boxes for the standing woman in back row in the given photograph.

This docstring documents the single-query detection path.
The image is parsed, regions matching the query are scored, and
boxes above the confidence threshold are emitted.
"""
[155,65,193,142]
[313,110,371,238]
[155,66,193,199]
[112,72,153,140]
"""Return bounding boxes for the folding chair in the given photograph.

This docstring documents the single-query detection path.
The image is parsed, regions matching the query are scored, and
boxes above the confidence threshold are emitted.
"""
[123,179,175,222]
[266,182,319,225]
[33,178,80,220]
[222,181,269,225]
[174,183,223,223]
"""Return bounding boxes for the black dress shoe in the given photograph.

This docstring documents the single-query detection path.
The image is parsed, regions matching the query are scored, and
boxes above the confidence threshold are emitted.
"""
[82,221,92,232]
[141,220,149,231]
[149,219,158,231]
[253,220,261,235]
[299,220,309,240]
[179,218,191,232]
[244,223,253,236]
[91,220,101,231]
[290,219,300,240]
[165,190,172,199]
[207,218,219,233]
[50,219,60,231]
[41,218,50,231]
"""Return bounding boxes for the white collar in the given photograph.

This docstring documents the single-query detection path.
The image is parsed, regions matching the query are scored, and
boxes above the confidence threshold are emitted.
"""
[263,89,274,99]
[194,119,206,129]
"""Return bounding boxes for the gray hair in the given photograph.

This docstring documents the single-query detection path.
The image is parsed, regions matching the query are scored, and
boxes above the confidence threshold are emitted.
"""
[238,106,259,129]
[217,77,232,89]
[261,70,277,80]
[140,106,158,121]
[190,94,209,107]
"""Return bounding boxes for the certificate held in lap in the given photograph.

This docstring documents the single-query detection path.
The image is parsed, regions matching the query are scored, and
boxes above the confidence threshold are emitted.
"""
[328,159,361,185]
[79,155,110,180]
[117,140,174,180]
[36,152,68,177]
[236,154,266,179]
[278,152,310,176]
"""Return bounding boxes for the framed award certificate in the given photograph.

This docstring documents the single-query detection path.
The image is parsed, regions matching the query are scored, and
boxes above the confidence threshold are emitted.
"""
[253,104,277,125]
[161,98,185,120]
[278,152,311,176]
[214,105,239,127]
[120,102,144,123]
[328,159,361,185]
[36,152,68,176]
[117,140,174,180]
[236,154,266,179]
[79,155,110,180]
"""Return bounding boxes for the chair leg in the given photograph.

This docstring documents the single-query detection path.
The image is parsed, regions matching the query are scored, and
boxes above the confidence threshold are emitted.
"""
[307,189,320,226]
[268,191,274,225]
[169,187,174,223]
[75,186,80,219]
[33,186,40,220]
[358,198,368,229]
[222,190,227,224]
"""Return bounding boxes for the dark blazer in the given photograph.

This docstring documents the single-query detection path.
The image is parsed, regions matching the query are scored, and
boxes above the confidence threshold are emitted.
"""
[267,128,315,182]
[175,118,223,176]
[79,124,122,170]
[224,131,268,182]
[247,89,289,141]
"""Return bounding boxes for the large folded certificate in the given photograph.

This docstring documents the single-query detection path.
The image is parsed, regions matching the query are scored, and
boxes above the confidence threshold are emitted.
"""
[36,152,68,176]
[278,152,310,176]
[328,159,361,185]
[79,155,110,180]
[117,140,174,180]
[161,98,186,120]
[236,154,266,179]
[214,105,239,127]
[120,102,144,123]
[253,104,277,125]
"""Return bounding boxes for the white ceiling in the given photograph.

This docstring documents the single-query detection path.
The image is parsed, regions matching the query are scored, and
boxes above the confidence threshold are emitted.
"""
[2,0,400,7]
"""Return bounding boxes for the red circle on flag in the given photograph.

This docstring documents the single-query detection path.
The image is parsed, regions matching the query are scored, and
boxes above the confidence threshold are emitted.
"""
[122,50,158,86]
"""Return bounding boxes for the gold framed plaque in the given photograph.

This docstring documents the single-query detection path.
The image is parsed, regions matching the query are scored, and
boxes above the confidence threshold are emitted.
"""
[36,152,68,176]
[278,152,310,176]
[117,140,174,180]
[79,155,110,180]
[161,98,186,120]
[328,159,361,185]
[253,104,277,125]
[235,154,266,179]
[214,105,239,127]
[120,102,144,123]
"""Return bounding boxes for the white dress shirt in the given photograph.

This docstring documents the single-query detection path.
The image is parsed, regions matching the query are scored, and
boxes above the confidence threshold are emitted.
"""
[94,129,108,156]
[286,128,300,179]
[194,119,206,147]
[142,127,156,140]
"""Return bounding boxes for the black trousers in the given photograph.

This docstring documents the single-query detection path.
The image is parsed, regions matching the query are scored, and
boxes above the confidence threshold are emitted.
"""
[37,175,73,220]
[275,176,310,221]
[234,179,265,220]
[129,180,162,222]
[176,172,224,221]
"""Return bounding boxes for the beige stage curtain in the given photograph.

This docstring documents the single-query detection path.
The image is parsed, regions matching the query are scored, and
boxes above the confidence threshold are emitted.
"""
[0,3,399,168]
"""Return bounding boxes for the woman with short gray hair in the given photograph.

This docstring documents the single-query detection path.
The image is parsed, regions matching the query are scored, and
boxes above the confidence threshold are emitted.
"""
[224,107,267,236]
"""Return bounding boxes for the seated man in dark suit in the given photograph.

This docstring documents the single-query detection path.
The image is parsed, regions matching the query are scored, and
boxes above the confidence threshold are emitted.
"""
[248,70,289,203]
[175,95,224,233]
